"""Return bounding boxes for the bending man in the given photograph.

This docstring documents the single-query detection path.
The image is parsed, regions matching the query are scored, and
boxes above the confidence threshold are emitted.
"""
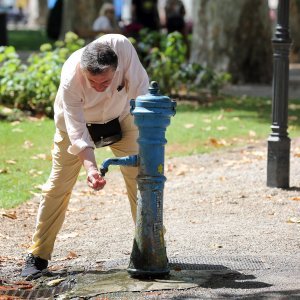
[21,34,149,279]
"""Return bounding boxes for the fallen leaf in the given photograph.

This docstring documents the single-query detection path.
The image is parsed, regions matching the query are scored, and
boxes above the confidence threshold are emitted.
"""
[0,233,9,239]
[28,116,44,122]
[49,265,65,271]
[2,211,17,220]
[30,153,51,160]
[217,126,227,131]
[166,163,175,172]
[0,281,33,291]
[66,251,78,259]
[248,130,256,137]
[211,243,223,249]
[287,217,300,224]
[33,184,43,190]
[23,140,34,149]
[20,243,31,248]
[184,123,194,129]
[0,168,9,174]
[1,107,13,114]
[175,165,188,176]
[47,278,66,287]
[10,121,20,126]
[289,103,300,110]
[28,169,43,177]
[5,160,16,165]
[290,197,300,201]
[58,232,79,240]
[190,220,201,224]
[288,115,298,121]
[208,138,228,147]
[12,128,23,132]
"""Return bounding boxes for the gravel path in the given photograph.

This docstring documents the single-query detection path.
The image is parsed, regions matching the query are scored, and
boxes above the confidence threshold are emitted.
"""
[1,139,300,298]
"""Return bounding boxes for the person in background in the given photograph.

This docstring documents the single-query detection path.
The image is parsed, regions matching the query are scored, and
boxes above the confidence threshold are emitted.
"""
[20,34,149,280]
[93,2,121,35]
[131,0,160,31]
[164,0,186,35]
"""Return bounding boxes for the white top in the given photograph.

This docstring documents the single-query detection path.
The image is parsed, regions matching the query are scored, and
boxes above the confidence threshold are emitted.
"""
[54,34,149,155]
[93,16,113,31]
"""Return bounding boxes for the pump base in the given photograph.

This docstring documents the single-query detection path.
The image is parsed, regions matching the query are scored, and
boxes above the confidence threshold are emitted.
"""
[127,267,170,279]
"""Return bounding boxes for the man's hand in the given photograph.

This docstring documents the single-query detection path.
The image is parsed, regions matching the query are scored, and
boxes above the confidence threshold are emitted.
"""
[77,147,106,191]
[87,168,106,190]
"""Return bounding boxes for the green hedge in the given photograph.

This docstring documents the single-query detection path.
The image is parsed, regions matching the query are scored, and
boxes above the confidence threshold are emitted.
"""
[0,32,85,117]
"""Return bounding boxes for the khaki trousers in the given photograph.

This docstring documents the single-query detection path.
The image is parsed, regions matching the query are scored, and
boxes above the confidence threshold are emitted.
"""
[29,114,138,260]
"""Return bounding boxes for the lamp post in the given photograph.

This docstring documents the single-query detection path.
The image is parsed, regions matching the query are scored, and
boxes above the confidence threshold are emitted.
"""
[267,0,291,188]
[0,7,8,46]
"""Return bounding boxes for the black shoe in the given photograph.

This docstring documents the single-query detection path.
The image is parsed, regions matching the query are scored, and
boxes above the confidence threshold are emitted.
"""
[21,253,48,280]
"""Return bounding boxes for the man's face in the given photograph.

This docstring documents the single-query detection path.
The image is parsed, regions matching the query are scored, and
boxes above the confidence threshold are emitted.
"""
[85,68,115,92]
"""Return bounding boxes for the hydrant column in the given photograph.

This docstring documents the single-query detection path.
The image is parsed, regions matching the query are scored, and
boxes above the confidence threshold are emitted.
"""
[127,81,176,278]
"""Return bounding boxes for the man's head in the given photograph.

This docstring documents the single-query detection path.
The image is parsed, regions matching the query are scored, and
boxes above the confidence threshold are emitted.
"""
[80,43,118,92]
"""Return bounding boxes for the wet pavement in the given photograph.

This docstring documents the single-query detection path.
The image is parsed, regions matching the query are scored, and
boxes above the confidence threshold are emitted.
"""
[1,59,300,299]
[1,255,299,299]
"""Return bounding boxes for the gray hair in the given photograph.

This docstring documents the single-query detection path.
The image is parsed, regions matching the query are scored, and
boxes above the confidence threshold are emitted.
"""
[80,42,118,75]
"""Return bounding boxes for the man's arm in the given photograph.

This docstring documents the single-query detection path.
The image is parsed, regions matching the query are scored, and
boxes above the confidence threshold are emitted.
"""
[77,147,106,190]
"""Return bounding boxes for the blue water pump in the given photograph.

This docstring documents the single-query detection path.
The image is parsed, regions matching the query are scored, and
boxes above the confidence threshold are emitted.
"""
[100,81,176,278]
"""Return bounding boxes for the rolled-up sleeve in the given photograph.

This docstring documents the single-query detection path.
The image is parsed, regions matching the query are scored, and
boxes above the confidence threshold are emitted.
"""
[62,87,95,155]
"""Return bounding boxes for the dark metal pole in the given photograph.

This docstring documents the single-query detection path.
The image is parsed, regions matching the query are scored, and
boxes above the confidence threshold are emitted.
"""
[267,0,291,188]
[0,12,8,46]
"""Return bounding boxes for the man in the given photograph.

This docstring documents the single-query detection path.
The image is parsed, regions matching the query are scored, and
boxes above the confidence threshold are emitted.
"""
[131,0,160,31]
[21,34,149,279]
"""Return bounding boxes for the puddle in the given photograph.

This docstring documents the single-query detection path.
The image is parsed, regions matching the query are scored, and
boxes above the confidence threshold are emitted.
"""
[62,267,224,298]
[0,255,269,299]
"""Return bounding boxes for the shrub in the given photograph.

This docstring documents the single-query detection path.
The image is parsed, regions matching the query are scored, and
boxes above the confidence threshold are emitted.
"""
[0,32,85,117]
[134,29,231,97]
[0,30,230,117]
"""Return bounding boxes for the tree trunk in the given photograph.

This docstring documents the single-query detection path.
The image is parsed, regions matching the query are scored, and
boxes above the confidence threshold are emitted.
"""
[290,0,300,63]
[60,0,106,41]
[190,0,272,84]
[37,0,48,27]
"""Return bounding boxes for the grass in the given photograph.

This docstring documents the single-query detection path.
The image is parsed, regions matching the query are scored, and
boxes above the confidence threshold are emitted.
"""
[7,30,51,51]
[1,96,300,209]
[166,97,278,156]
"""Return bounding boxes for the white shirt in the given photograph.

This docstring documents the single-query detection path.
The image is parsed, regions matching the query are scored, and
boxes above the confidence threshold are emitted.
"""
[54,34,149,155]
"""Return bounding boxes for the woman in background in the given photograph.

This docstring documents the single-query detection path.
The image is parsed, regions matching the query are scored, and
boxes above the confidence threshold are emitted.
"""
[93,3,121,35]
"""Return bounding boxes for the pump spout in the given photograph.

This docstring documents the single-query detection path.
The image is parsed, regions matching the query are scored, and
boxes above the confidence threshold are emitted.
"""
[100,155,139,177]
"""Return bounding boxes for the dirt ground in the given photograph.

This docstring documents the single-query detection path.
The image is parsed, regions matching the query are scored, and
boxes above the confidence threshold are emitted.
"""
[1,139,300,298]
